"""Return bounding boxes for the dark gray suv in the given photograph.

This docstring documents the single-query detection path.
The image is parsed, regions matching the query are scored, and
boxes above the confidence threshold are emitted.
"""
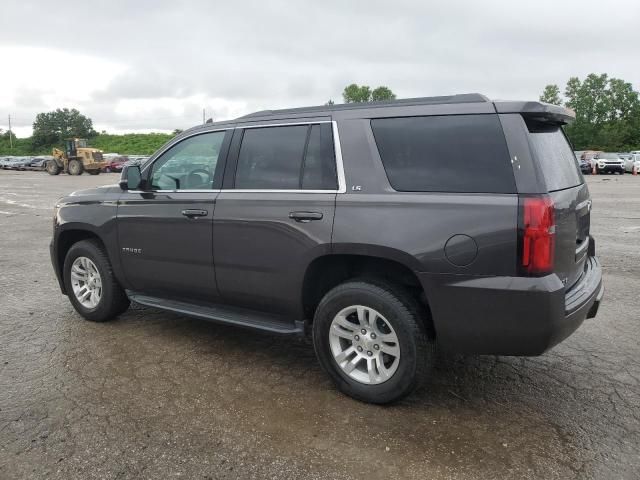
[50,94,604,404]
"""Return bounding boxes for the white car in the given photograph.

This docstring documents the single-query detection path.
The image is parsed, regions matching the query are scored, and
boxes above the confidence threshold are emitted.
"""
[624,153,640,173]
[593,152,625,174]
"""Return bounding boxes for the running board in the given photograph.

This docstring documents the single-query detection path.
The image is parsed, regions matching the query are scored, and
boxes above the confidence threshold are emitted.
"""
[126,291,305,335]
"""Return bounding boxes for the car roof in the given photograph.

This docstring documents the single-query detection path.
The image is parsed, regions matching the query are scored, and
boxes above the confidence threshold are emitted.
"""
[179,93,575,135]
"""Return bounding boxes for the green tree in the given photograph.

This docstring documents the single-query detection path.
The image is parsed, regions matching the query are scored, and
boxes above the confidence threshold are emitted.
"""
[342,84,397,103]
[559,73,640,150]
[342,84,372,103]
[371,86,396,102]
[32,108,96,149]
[539,84,562,105]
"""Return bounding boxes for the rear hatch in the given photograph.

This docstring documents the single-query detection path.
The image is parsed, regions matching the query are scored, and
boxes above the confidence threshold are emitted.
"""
[525,118,590,290]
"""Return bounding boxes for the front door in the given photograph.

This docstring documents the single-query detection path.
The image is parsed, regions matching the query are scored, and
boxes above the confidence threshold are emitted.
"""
[117,130,230,302]
[213,122,340,317]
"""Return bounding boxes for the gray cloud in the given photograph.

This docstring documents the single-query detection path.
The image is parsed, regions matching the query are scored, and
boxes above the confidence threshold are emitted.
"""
[1,0,639,134]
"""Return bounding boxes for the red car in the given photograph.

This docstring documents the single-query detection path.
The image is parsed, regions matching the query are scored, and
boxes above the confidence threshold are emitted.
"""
[102,156,128,173]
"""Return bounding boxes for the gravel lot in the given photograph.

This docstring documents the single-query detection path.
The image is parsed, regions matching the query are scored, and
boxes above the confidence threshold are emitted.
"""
[1,170,639,479]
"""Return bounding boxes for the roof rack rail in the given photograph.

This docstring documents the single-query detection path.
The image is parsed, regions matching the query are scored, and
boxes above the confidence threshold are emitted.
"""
[236,93,490,119]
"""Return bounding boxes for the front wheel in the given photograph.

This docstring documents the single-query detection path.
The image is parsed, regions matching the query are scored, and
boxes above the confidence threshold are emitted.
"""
[63,239,130,322]
[46,160,61,175]
[312,280,435,404]
[68,159,83,175]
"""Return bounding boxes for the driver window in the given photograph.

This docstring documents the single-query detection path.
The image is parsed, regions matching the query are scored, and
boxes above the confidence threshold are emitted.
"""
[150,131,226,190]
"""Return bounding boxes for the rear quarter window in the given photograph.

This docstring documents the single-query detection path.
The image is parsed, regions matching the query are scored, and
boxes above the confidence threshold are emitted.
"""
[525,120,583,192]
[371,115,516,193]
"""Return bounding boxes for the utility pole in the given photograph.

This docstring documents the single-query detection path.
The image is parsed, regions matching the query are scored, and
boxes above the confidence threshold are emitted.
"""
[8,114,13,149]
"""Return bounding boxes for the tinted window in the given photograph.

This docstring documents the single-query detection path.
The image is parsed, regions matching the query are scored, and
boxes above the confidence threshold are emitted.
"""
[301,124,338,190]
[371,115,515,193]
[235,124,337,190]
[150,131,226,190]
[526,121,582,192]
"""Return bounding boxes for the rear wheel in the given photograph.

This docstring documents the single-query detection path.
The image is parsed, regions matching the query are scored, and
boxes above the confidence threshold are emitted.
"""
[63,240,130,322]
[312,280,435,404]
[46,160,61,175]
[68,159,83,175]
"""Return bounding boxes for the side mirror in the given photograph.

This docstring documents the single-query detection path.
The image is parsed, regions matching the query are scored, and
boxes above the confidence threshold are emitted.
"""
[119,164,142,190]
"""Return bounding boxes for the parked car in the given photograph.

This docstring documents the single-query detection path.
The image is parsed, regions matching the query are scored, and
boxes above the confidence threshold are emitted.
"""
[624,153,640,173]
[50,94,603,404]
[29,157,48,170]
[593,152,625,174]
[102,156,129,173]
[5,157,32,170]
[577,155,592,174]
[124,156,151,169]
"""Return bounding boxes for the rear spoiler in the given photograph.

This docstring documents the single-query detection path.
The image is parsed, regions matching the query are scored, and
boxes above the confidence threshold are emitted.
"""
[493,101,575,125]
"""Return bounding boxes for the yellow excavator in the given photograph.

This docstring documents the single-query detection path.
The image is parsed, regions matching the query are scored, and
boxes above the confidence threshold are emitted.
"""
[46,138,107,175]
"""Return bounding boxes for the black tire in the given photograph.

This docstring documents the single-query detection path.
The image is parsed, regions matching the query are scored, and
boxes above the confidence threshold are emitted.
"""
[46,160,61,175]
[63,239,130,322]
[68,159,83,175]
[88,169,100,175]
[312,280,435,404]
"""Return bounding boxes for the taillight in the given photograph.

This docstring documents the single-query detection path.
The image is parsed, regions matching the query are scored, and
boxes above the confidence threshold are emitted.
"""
[518,195,555,276]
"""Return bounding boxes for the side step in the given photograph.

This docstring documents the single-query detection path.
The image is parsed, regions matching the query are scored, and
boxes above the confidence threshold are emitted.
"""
[127,291,305,335]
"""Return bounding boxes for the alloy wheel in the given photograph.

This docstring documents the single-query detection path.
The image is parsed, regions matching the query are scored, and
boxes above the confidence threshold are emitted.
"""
[328,305,401,385]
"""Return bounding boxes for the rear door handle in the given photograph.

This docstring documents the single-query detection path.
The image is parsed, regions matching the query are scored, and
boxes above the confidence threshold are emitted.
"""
[289,211,323,222]
[182,209,208,218]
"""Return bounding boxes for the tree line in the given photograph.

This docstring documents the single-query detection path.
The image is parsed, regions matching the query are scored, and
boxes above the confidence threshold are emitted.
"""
[540,73,640,151]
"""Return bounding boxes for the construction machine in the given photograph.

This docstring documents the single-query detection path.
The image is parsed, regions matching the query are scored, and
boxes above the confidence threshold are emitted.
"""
[46,138,107,176]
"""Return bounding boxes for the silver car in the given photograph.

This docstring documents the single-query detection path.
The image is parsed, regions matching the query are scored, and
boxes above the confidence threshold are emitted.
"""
[624,153,640,174]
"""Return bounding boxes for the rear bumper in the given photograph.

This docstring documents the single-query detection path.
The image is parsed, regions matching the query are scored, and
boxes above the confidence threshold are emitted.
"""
[419,256,603,355]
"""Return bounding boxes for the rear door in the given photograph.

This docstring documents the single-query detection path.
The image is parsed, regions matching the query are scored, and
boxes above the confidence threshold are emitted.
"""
[524,119,590,289]
[213,121,340,317]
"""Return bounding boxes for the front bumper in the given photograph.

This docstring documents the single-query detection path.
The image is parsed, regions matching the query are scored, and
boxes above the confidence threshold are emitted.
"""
[419,256,603,355]
[597,164,624,172]
[50,237,66,295]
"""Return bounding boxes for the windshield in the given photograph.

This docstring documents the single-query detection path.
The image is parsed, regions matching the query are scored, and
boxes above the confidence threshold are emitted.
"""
[598,153,621,160]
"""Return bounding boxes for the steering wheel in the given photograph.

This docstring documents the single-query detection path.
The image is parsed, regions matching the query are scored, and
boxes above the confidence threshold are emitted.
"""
[186,169,213,189]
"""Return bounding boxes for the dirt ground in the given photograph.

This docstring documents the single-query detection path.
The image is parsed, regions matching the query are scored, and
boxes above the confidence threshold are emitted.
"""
[1,170,639,479]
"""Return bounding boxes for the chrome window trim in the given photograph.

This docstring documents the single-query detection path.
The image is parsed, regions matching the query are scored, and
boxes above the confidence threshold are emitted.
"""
[136,121,346,194]
[228,120,346,194]
[126,189,221,194]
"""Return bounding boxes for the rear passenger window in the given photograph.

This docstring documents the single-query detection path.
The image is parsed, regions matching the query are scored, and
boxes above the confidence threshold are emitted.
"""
[371,115,516,193]
[525,120,582,192]
[235,124,337,190]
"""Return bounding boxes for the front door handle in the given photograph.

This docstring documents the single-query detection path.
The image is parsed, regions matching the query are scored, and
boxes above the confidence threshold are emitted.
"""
[182,209,208,218]
[289,211,323,222]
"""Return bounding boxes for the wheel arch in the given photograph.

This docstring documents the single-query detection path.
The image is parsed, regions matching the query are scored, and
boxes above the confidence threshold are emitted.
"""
[54,228,109,294]
[301,251,435,336]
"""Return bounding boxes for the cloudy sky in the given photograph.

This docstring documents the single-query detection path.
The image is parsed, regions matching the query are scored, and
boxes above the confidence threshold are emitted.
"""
[1,0,638,137]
